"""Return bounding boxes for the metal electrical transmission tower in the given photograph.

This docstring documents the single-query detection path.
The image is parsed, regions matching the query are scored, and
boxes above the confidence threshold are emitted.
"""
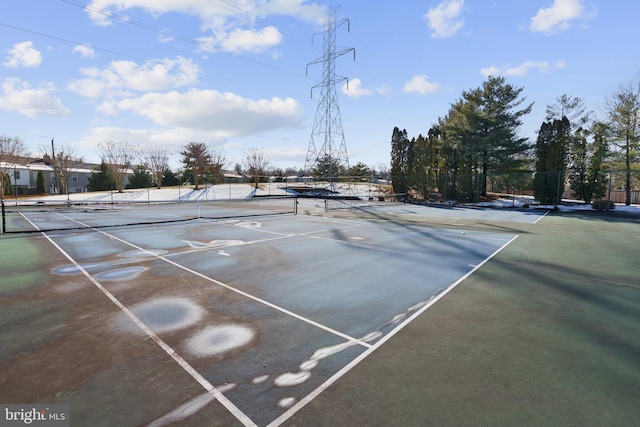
[304,7,355,183]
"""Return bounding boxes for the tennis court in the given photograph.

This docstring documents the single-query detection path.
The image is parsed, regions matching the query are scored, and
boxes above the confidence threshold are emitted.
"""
[2,199,638,426]
[0,197,531,426]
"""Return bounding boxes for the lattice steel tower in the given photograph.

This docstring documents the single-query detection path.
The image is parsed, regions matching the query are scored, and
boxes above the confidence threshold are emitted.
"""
[304,7,354,182]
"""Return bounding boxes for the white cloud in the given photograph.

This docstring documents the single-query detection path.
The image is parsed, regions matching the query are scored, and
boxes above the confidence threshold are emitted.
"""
[403,75,441,95]
[68,56,200,98]
[530,0,585,34]
[341,78,388,98]
[424,0,465,39]
[480,60,567,77]
[100,88,304,136]
[199,26,283,54]
[87,0,326,24]
[85,0,325,52]
[342,78,372,98]
[0,78,70,118]
[73,45,96,59]
[3,41,42,68]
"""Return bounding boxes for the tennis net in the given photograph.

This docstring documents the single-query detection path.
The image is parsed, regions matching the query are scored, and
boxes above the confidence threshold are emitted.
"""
[323,193,405,211]
[1,196,297,234]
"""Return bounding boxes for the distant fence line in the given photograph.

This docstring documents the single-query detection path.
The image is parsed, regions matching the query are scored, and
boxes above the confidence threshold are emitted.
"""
[263,170,640,204]
[298,169,639,204]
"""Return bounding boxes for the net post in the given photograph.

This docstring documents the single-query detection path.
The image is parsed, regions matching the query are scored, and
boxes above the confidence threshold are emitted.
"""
[1,199,5,234]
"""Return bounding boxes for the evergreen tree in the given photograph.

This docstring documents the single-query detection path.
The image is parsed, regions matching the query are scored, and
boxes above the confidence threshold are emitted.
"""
[462,76,533,196]
[2,173,12,196]
[534,117,571,204]
[438,76,532,201]
[347,162,371,181]
[390,127,409,194]
[36,171,46,194]
[87,162,116,192]
[126,166,153,189]
[180,142,212,190]
[568,123,610,203]
[311,154,345,181]
[587,122,610,201]
[568,127,591,202]
[405,137,417,191]
[434,119,459,200]
[412,134,429,198]
[161,168,180,186]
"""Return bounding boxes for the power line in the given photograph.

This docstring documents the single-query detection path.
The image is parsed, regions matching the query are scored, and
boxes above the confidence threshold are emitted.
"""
[0,21,306,95]
[206,0,299,37]
[60,0,303,77]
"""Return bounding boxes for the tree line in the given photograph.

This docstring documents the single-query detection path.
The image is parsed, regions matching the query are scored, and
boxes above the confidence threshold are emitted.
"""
[390,75,640,206]
[87,141,271,193]
[1,134,391,199]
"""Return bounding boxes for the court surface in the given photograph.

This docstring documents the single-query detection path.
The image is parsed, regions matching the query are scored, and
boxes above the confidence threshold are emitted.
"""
[0,201,550,426]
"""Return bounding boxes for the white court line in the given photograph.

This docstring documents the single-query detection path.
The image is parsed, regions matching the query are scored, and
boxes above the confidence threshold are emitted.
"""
[533,209,551,224]
[29,219,257,426]
[268,234,520,427]
[52,213,370,346]
[43,215,375,425]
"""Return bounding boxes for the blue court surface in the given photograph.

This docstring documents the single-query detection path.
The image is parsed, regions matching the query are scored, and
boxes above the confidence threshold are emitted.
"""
[37,204,532,426]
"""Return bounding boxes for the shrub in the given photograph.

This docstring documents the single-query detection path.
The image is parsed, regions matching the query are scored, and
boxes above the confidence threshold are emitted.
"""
[591,199,615,211]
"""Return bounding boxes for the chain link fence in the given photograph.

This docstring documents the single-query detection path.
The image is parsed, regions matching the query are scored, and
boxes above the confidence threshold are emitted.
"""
[374,169,640,204]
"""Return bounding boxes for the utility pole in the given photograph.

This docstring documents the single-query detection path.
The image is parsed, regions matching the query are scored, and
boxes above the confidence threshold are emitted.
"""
[304,7,354,188]
[40,136,58,194]
[51,138,59,195]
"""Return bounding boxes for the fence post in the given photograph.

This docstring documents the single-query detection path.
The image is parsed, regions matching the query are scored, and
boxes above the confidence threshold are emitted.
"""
[1,199,5,234]
[556,170,562,206]
[444,174,448,202]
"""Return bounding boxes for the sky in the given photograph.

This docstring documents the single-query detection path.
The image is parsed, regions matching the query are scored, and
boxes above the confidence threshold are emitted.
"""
[1,0,639,172]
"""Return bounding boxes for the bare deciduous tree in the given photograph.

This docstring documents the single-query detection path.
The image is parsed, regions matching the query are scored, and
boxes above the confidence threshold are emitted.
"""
[545,94,592,130]
[143,146,170,189]
[606,79,640,205]
[243,147,270,188]
[98,141,139,193]
[209,148,228,184]
[52,145,84,195]
[0,135,26,199]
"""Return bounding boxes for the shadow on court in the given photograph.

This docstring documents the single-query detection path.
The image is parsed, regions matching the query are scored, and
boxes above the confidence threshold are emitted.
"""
[290,210,640,426]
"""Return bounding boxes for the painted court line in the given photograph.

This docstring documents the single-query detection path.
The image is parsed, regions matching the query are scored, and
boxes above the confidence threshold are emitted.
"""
[533,209,551,224]
[39,212,519,425]
[31,230,257,426]
[268,234,520,427]
[52,213,370,346]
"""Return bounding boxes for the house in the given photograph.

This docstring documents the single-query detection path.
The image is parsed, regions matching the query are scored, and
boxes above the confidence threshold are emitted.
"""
[2,156,97,196]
